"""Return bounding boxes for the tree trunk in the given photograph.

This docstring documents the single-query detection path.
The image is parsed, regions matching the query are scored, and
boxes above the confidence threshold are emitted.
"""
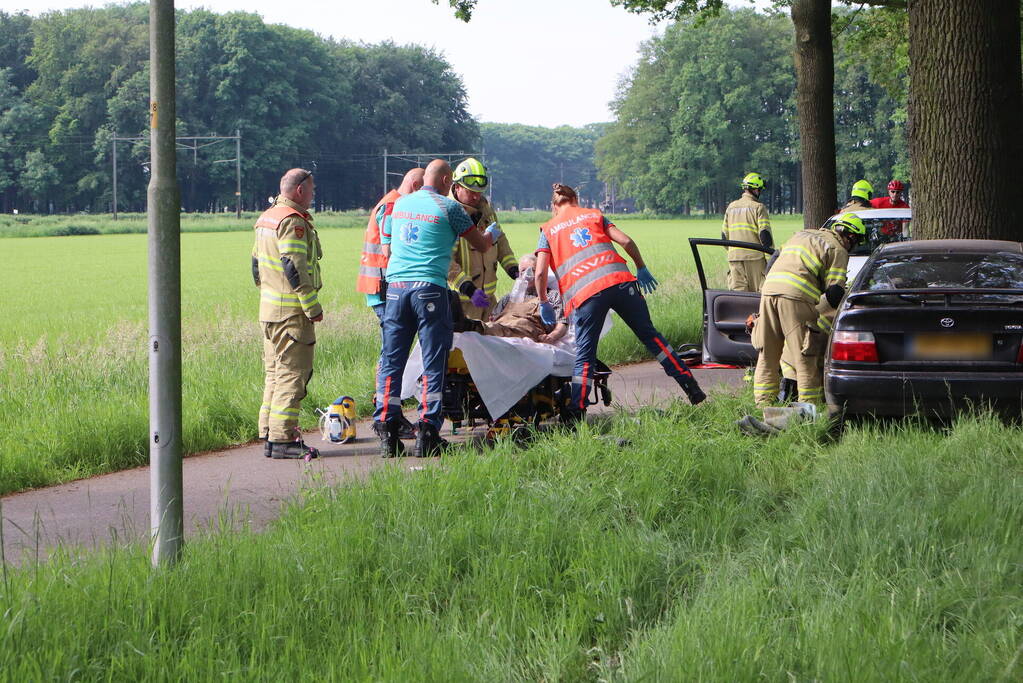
[791,0,837,229]
[908,0,1022,239]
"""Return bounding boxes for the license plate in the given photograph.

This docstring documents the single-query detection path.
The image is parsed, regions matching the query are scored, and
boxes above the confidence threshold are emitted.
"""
[910,333,992,360]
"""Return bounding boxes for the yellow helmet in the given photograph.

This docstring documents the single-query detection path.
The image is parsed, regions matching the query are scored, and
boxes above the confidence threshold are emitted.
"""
[741,172,765,190]
[851,179,873,200]
[453,157,489,191]
[832,212,866,237]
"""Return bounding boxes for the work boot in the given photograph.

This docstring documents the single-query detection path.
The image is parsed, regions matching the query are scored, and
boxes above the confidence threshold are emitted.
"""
[262,437,272,458]
[559,407,586,429]
[270,439,320,460]
[372,421,407,459]
[397,414,417,440]
[679,376,707,405]
[414,421,449,458]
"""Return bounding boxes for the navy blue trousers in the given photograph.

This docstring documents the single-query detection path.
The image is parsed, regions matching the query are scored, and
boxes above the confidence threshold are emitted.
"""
[374,281,452,428]
[572,281,696,410]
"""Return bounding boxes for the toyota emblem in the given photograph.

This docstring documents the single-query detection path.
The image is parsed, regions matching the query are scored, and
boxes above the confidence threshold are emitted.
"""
[940,317,955,328]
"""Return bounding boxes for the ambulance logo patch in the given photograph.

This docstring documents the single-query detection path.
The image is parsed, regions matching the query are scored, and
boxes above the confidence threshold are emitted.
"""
[570,227,592,248]
[401,223,420,243]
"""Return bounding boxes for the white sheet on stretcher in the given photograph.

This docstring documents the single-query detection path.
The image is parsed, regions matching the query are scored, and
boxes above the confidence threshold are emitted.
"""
[400,315,610,420]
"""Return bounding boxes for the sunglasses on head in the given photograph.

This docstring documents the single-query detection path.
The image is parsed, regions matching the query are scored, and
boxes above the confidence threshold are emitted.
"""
[294,171,312,187]
[460,175,487,189]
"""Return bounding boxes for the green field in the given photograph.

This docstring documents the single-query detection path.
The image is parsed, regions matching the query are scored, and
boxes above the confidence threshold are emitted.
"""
[1,402,1020,679]
[0,215,803,494]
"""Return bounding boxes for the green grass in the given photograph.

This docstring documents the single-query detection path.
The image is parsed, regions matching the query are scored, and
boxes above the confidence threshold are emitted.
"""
[1,402,1020,679]
[0,216,802,494]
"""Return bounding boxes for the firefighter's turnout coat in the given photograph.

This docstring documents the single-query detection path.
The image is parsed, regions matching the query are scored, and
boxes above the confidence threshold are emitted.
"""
[447,195,516,320]
[722,190,772,291]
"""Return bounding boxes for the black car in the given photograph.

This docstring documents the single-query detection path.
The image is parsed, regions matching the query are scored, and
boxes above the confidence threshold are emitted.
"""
[825,239,1023,418]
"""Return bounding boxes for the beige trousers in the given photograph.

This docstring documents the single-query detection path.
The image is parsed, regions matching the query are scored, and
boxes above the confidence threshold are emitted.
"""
[727,259,766,292]
[752,295,826,405]
[259,314,316,442]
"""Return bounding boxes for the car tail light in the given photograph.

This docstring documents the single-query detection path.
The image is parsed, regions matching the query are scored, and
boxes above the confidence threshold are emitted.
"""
[831,331,879,362]
[1017,342,1023,364]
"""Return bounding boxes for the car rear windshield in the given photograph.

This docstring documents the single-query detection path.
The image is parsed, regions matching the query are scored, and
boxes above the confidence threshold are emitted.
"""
[863,251,1023,293]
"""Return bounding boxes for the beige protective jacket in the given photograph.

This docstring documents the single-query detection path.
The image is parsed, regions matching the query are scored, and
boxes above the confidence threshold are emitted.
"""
[252,197,323,322]
[761,228,848,304]
[722,191,772,261]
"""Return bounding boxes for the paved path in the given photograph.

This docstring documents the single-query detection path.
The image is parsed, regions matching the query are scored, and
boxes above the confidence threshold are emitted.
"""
[0,363,744,563]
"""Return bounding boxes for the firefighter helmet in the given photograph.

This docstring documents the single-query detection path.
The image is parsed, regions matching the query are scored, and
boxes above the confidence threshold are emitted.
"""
[453,157,489,191]
[833,212,866,237]
[741,172,765,190]
[851,179,874,200]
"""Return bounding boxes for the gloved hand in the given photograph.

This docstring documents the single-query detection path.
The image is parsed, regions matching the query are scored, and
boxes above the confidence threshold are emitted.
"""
[825,284,845,308]
[636,267,658,294]
[470,288,490,308]
[483,221,503,243]
[507,265,519,280]
[539,302,556,327]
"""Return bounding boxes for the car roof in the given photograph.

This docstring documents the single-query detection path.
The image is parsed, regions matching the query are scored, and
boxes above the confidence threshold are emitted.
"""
[829,208,912,220]
[877,239,1023,255]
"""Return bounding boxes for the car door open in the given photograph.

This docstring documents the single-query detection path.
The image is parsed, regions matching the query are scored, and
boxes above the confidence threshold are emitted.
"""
[688,238,774,366]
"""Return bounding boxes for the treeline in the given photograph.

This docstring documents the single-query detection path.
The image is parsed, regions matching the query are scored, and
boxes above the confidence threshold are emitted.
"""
[481,122,606,210]
[597,8,909,214]
[0,5,477,213]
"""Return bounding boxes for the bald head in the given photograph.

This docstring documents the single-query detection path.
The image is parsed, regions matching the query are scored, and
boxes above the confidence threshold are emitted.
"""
[280,167,314,209]
[398,167,425,195]
[424,159,453,196]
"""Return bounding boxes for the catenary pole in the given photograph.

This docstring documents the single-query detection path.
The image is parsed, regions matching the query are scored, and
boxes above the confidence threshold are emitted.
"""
[112,136,118,220]
[383,148,388,196]
[148,0,183,567]
[235,129,241,219]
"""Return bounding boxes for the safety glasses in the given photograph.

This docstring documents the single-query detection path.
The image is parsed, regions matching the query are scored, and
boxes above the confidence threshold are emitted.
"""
[459,174,488,189]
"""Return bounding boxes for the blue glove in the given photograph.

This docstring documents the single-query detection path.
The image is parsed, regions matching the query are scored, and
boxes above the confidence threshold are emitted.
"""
[470,288,490,308]
[636,267,658,294]
[483,221,503,243]
[539,302,557,327]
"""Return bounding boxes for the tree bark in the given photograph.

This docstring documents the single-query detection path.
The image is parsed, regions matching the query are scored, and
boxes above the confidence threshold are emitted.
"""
[791,0,837,230]
[908,0,1022,239]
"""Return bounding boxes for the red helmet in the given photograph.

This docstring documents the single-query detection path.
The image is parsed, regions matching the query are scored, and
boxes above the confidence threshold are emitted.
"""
[888,180,904,191]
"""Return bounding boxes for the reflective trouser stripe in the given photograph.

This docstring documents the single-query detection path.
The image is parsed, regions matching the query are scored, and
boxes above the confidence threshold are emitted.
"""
[380,376,394,422]
[574,362,590,410]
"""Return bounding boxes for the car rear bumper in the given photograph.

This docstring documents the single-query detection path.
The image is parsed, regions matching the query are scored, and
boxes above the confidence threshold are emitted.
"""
[826,368,1023,417]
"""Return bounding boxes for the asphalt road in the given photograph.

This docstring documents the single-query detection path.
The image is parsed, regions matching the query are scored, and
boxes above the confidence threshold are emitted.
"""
[0,362,745,564]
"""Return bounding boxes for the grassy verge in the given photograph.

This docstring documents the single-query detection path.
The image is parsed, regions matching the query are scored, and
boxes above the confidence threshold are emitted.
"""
[1,402,1020,679]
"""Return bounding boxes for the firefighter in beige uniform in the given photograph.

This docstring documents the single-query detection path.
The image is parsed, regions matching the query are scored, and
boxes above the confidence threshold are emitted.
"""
[723,172,773,291]
[752,213,865,406]
[252,168,323,460]
[447,158,517,320]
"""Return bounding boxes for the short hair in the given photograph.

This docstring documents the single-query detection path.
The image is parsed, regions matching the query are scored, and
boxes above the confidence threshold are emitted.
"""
[280,168,312,194]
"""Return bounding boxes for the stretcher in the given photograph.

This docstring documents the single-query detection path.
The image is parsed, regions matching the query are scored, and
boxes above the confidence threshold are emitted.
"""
[400,331,612,440]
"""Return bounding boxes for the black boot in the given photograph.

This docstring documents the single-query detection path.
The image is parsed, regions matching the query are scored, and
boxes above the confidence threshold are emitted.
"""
[414,421,448,458]
[559,407,586,428]
[779,378,798,403]
[372,421,406,459]
[679,376,707,405]
[397,414,417,439]
[270,439,319,460]
[262,438,271,458]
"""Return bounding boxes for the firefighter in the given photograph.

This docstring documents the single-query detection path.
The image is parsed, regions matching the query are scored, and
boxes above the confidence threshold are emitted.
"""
[252,168,323,460]
[374,159,501,458]
[870,179,910,208]
[357,167,424,440]
[839,179,874,212]
[752,213,865,406]
[722,172,773,292]
[447,157,517,320]
[534,183,705,425]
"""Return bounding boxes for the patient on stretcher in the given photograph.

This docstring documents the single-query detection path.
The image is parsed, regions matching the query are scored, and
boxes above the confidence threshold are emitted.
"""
[454,254,568,344]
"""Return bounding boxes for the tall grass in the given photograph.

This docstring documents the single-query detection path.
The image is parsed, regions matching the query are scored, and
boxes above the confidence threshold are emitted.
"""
[0,218,801,493]
[0,404,1019,679]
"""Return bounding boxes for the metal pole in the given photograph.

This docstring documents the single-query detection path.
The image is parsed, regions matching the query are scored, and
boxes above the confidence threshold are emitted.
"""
[112,136,118,220]
[235,129,241,219]
[383,148,388,196]
[148,0,183,567]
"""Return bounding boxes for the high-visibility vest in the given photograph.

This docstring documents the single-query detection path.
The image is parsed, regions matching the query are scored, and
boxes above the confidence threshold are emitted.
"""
[540,206,634,314]
[357,189,401,294]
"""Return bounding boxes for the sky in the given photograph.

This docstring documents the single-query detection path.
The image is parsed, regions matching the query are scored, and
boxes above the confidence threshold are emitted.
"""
[1,0,678,128]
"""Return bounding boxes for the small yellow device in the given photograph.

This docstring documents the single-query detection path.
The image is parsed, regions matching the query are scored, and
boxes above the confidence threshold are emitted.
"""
[327,396,357,443]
